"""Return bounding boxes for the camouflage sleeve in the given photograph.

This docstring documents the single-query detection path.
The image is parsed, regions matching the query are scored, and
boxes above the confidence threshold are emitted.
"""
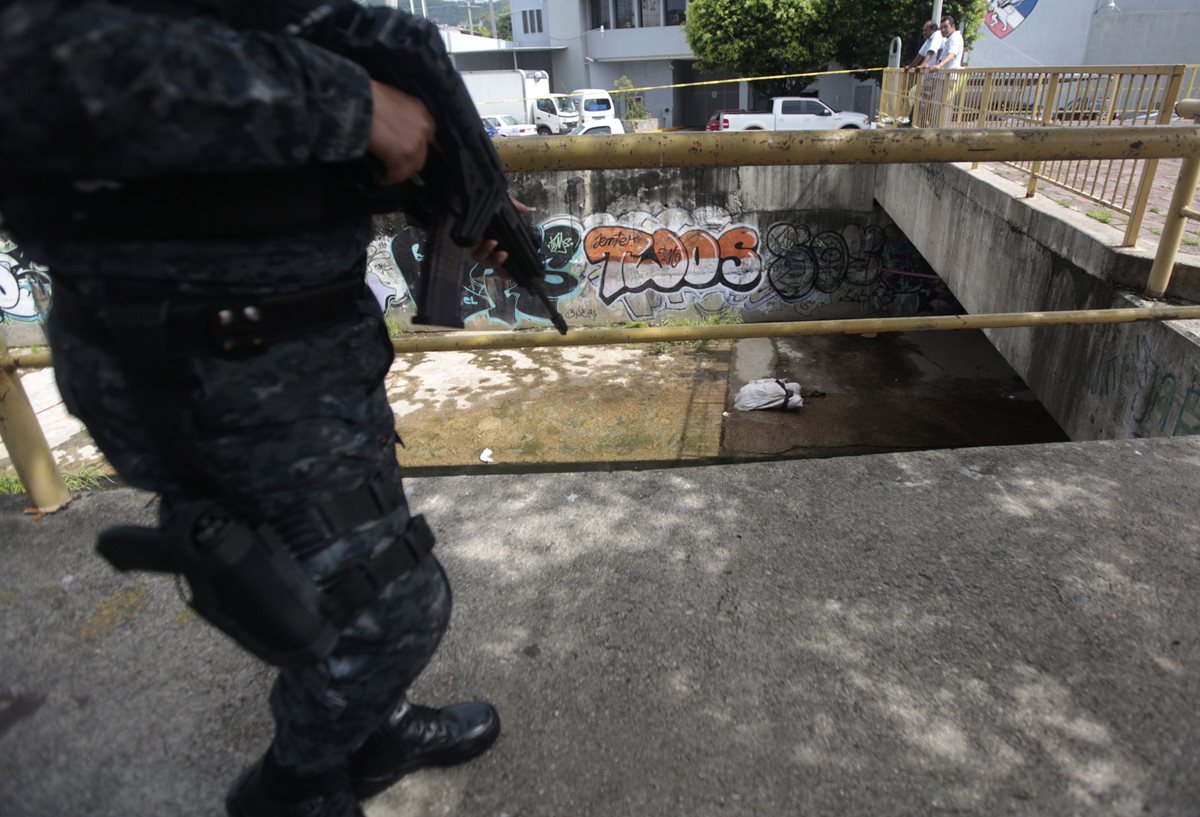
[0,1,373,178]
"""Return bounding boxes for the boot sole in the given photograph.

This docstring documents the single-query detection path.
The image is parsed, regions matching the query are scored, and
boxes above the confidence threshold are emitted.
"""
[350,715,501,800]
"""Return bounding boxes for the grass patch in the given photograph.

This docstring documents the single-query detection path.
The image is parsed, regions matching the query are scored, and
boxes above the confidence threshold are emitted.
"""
[1150,206,1163,215]
[1086,208,1114,224]
[385,315,406,338]
[0,464,117,496]
[644,311,744,356]
[0,473,24,495]
[1056,198,1073,208]
[1150,227,1161,235]
[1183,236,1200,247]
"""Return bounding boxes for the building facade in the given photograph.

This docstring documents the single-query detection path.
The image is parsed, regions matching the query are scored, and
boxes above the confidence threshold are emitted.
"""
[505,1,879,130]
[968,0,1200,69]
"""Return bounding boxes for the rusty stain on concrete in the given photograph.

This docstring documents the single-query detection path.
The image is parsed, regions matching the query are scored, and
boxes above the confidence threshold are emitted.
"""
[81,585,150,642]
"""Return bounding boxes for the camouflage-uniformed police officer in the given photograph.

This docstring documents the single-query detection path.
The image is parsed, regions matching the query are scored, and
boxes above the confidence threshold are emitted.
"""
[0,2,505,815]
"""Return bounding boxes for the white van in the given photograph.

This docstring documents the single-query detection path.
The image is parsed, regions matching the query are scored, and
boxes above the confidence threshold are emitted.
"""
[568,118,625,136]
[571,88,616,123]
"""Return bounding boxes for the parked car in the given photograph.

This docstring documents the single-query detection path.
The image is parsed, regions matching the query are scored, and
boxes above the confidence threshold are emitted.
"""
[481,115,538,137]
[706,109,746,131]
[719,98,873,131]
[571,88,618,123]
[568,118,626,136]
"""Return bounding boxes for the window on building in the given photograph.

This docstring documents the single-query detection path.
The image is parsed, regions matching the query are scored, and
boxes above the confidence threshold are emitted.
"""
[590,0,611,29]
[534,9,543,33]
[641,0,660,27]
[521,9,529,34]
[666,0,686,26]
[616,0,635,28]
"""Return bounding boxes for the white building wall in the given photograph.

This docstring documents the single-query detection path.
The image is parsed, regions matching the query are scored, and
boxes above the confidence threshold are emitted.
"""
[1085,10,1200,66]
[511,0,550,46]
[549,3,589,94]
[968,0,1092,68]
[587,60,675,127]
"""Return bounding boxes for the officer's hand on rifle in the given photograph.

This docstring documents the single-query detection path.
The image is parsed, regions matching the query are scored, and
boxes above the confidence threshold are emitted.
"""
[368,80,436,185]
[368,80,526,278]
[470,198,530,278]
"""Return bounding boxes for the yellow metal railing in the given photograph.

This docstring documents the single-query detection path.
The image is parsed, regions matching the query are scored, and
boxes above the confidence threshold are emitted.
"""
[5,125,1200,507]
[1147,99,1200,298]
[880,64,1199,246]
[0,333,69,512]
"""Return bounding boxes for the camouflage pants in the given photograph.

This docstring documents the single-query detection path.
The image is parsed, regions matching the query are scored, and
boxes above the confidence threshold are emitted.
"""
[46,282,452,776]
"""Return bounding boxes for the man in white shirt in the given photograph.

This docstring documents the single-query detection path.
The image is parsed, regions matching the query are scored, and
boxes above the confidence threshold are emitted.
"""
[929,15,964,71]
[906,20,943,71]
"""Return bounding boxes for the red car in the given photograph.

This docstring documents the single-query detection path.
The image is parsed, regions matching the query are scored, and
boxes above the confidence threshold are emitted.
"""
[706,109,747,131]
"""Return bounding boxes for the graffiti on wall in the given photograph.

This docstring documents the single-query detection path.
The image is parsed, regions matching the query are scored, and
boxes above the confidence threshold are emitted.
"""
[388,217,587,329]
[1087,334,1200,438]
[0,240,51,324]
[583,224,761,304]
[985,0,1038,39]
[378,208,950,327]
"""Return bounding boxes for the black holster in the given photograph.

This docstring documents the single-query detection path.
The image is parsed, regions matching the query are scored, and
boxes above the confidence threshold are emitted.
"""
[98,491,436,668]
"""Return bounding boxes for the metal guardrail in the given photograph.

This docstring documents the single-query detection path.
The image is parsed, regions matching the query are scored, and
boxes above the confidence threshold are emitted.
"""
[880,64,1198,247]
[4,125,1200,508]
[0,333,69,512]
[1147,99,1200,298]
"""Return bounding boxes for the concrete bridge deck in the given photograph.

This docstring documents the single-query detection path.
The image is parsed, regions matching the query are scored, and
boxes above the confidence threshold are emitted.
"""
[3,437,1198,817]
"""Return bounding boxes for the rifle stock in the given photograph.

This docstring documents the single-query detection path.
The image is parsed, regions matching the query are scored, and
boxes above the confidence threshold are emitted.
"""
[296,1,568,335]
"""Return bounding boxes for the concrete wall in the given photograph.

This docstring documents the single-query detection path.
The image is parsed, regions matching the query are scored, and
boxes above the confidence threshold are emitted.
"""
[874,160,1200,441]
[371,164,957,330]
[1085,10,1200,67]
[969,0,1200,69]
[969,0,1091,68]
[0,235,50,346]
[3,164,962,348]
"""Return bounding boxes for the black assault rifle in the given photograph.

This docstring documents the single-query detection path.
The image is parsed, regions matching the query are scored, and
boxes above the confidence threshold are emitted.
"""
[294,1,568,334]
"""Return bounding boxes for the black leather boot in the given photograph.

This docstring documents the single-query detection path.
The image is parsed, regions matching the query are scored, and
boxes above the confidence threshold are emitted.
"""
[348,701,501,799]
[226,757,364,817]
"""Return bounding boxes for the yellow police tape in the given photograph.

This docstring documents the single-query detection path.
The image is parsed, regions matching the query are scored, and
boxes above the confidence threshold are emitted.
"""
[474,67,886,110]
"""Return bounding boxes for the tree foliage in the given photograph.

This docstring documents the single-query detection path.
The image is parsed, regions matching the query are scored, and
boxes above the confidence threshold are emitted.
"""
[685,0,833,97]
[493,1,513,40]
[830,0,990,80]
[685,0,991,96]
[613,75,652,119]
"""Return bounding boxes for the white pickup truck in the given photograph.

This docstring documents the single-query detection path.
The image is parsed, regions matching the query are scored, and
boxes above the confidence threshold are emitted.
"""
[717,97,873,131]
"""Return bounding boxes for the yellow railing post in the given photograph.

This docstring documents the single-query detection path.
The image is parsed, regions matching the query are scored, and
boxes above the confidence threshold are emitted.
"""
[972,72,997,170]
[1146,98,1200,299]
[0,333,70,512]
[937,73,953,129]
[1123,65,1187,247]
[1026,73,1058,198]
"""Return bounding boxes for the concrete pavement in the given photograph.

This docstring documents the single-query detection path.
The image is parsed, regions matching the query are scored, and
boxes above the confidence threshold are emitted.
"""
[2,436,1199,817]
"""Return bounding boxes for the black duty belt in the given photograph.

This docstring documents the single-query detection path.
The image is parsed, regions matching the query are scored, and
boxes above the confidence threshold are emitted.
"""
[51,274,367,357]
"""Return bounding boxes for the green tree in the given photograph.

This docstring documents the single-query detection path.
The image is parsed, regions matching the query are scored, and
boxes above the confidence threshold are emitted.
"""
[685,0,834,97]
[613,75,652,119]
[494,1,513,40]
[829,0,990,80]
[685,0,990,96]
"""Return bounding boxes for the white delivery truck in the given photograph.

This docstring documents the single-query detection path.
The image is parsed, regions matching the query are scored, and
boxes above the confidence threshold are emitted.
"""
[459,69,580,135]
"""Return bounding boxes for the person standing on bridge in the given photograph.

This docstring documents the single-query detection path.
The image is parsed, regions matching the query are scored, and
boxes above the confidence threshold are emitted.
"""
[0,2,511,815]
[928,15,965,72]
[907,20,944,71]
